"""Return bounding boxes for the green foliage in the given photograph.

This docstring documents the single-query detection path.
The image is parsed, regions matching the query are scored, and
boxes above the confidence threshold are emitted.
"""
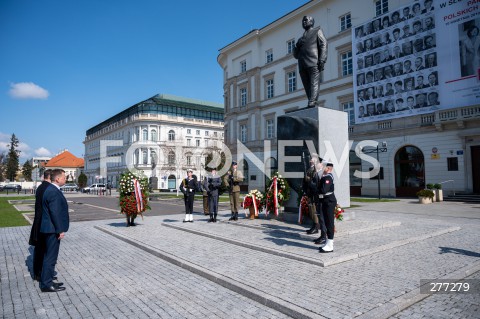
[22,160,33,181]
[5,134,20,181]
[433,183,442,189]
[77,172,88,188]
[426,183,434,190]
[416,189,435,198]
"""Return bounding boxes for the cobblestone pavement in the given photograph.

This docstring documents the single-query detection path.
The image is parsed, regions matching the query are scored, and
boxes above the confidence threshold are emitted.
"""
[1,199,479,318]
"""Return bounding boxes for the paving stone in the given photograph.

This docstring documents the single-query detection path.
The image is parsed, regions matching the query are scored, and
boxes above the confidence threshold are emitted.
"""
[1,199,480,318]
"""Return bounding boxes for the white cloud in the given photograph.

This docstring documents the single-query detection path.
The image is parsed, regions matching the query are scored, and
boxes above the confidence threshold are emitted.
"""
[34,147,52,157]
[9,82,49,99]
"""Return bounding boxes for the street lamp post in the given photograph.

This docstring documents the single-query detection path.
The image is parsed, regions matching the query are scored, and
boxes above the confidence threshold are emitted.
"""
[363,142,388,199]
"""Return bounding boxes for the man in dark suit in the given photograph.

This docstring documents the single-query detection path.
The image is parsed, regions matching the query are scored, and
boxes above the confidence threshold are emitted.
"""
[180,169,199,222]
[29,169,52,281]
[39,169,69,292]
[294,15,328,108]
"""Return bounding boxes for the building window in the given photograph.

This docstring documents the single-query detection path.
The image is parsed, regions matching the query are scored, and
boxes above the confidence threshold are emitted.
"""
[240,60,246,73]
[341,51,353,76]
[266,49,273,64]
[342,101,355,126]
[142,150,148,164]
[214,131,218,137]
[447,157,459,171]
[287,39,295,54]
[287,71,297,92]
[240,87,247,106]
[168,151,175,165]
[240,124,247,143]
[205,131,209,136]
[196,130,200,135]
[142,129,148,141]
[187,129,191,134]
[266,119,274,139]
[340,13,351,31]
[186,155,192,166]
[375,0,388,16]
[168,130,175,141]
[151,150,157,165]
[187,139,191,146]
[266,79,274,99]
[205,140,209,147]
[150,129,157,142]
[196,139,200,147]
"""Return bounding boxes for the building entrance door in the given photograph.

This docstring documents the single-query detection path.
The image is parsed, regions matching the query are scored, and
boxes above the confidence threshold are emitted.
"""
[395,145,425,197]
[472,146,480,194]
[168,175,176,189]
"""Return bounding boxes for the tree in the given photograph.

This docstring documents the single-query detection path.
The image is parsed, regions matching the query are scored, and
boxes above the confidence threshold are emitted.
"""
[5,134,20,182]
[78,171,88,188]
[22,160,33,181]
[0,152,6,182]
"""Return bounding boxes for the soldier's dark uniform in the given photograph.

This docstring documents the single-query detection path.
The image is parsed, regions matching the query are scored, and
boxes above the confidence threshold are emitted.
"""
[179,171,199,222]
[204,171,221,222]
[303,161,320,234]
[311,168,328,245]
[318,163,337,253]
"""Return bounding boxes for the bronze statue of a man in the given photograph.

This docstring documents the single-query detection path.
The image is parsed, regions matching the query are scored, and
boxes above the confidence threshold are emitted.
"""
[294,16,328,108]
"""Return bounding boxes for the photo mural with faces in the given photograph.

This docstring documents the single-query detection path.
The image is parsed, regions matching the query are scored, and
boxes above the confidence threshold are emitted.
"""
[353,0,439,123]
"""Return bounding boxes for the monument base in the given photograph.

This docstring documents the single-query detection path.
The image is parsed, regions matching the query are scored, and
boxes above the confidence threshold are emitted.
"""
[277,106,350,211]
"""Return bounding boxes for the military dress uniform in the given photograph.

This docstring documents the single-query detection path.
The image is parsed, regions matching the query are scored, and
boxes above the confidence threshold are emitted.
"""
[303,163,320,234]
[311,169,328,245]
[179,173,198,222]
[202,177,209,215]
[318,164,337,253]
[226,163,244,221]
[204,171,221,222]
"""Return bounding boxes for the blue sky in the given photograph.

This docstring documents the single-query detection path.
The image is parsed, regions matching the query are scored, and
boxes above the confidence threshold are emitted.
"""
[0,0,308,163]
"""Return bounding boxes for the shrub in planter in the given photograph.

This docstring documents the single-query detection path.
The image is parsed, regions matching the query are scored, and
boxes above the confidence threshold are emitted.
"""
[426,183,434,190]
[416,189,435,198]
[433,183,443,202]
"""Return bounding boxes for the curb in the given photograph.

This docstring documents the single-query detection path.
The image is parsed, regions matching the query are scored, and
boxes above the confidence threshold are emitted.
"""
[95,225,327,319]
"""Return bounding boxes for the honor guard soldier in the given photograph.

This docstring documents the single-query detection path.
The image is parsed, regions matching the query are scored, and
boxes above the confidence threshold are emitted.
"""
[201,176,210,216]
[303,157,322,235]
[225,161,244,221]
[204,168,221,222]
[311,160,328,245]
[318,163,337,253]
[180,169,199,223]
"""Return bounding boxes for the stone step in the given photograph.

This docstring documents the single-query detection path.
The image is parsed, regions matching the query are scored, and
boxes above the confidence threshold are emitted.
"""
[95,215,472,319]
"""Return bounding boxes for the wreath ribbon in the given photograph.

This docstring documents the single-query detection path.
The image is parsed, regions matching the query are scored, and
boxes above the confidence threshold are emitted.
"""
[134,179,144,214]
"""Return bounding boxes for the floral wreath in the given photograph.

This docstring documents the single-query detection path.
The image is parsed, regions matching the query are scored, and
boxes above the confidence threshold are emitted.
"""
[242,189,265,217]
[297,195,309,224]
[265,172,290,216]
[119,171,150,217]
[335,204,344,221]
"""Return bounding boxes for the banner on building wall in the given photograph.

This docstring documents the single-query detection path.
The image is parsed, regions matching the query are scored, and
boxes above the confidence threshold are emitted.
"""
[352,0,480,123]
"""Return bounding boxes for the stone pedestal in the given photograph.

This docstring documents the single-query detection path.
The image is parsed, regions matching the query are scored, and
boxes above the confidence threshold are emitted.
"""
[277,107,350,211]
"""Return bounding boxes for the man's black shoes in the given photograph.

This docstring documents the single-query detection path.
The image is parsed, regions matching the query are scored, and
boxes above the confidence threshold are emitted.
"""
[41,286,66,293]
[314,237,326,245]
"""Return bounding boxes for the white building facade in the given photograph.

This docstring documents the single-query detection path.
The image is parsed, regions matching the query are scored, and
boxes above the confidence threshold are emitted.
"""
[83,94,224,189]
[218,0,480,197]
